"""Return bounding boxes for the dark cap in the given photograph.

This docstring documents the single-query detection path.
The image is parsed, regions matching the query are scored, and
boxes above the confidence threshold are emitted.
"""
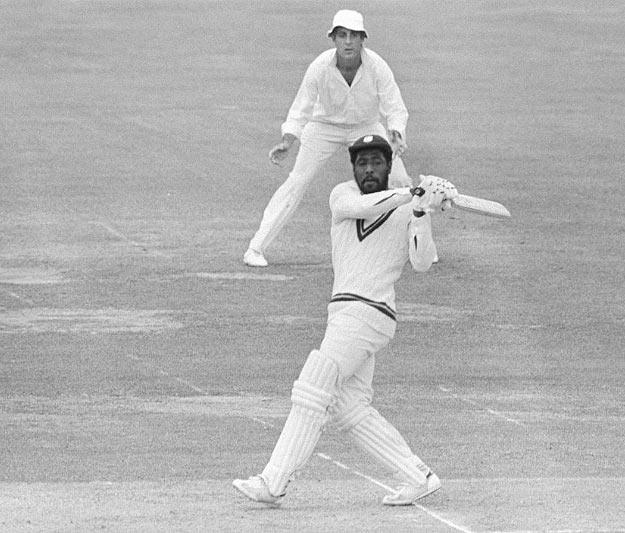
[348,135,393,164]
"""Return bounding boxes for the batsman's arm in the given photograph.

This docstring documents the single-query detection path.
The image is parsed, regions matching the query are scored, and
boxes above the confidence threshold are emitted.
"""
[330,184,414,222]
[408,210,436,273]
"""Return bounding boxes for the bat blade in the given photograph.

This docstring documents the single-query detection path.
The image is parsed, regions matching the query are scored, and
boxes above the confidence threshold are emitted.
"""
[452,194,511,218]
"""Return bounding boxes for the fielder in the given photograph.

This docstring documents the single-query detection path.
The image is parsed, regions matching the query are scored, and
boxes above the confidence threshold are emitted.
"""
[233,135,458,506]
[243,9,439,267]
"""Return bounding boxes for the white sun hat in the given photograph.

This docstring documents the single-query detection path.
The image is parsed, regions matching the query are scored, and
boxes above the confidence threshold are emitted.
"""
[327,10,368,38]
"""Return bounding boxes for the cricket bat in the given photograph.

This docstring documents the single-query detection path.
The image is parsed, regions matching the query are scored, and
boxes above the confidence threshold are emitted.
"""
[452,194,511,218]
[412,185,511,218]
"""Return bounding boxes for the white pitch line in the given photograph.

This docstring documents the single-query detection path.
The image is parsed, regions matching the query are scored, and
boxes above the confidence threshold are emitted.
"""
[125,354,473,532]
[485,530,624,533]
[125,354,273,428]
[125,354,208,394]
[439,385,523,426]
[315,453,474,532]
[315,453,394,492]
[90,221,165,256]
[444,476,625,483]
[409,509,475,533]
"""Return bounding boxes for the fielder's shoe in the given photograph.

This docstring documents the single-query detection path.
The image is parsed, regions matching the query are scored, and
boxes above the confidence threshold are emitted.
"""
[232,475,283,505]
[432,254,439,264]
[382,471,441,506]
[243,248,268,267]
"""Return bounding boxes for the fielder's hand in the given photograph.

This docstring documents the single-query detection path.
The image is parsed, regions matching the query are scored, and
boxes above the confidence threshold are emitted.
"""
[388,130,407,159]
[411,175,458,213]
[269,134,296,165]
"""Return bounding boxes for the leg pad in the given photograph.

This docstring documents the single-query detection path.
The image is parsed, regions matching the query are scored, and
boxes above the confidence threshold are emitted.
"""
[261,351,339,496]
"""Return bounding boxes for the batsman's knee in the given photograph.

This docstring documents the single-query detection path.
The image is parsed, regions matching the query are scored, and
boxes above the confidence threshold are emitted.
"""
[291,350,339,414]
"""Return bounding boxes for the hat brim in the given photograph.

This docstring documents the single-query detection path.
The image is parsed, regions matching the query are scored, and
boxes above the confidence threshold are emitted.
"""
[327,26,368,38]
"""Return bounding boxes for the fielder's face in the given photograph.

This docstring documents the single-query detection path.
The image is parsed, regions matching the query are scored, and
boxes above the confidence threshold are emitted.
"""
[332,27,364,61]
[353,149,391,194]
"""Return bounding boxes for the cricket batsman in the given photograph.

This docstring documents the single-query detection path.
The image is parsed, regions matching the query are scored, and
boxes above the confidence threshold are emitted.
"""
[233,135,458,506]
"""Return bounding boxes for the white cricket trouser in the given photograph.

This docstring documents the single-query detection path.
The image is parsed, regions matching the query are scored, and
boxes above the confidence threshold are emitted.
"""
[324,303,430,487]
[249,121,412,253]
[261,302,430,496]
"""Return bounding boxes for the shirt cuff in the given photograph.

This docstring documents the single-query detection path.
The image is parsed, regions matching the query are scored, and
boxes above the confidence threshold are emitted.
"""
[281,121,302,140]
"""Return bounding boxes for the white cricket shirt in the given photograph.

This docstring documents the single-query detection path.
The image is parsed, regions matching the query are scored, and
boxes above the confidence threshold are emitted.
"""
[281,48,409,140]
[328,181,436,330]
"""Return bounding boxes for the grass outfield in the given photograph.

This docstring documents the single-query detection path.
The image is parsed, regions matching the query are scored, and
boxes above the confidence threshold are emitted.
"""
[1,0,624,531]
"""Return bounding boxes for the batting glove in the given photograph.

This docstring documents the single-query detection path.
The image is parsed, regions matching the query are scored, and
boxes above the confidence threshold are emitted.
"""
[411,175,458,213]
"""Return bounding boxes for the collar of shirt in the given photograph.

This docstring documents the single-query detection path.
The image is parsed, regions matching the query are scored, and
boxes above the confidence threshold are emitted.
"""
[324,47,372,82]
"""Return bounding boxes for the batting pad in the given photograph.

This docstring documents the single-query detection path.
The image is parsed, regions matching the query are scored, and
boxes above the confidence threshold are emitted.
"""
[348,409,429,486]
[262,351,339,496]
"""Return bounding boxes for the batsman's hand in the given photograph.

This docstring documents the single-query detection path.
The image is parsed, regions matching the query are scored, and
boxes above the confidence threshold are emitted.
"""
[411,175,458,213]
[388,130,407,159]
[269,134,296,165]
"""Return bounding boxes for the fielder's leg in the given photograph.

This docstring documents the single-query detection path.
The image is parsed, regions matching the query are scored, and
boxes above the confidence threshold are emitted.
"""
[233,350,339,502]
[245,125,339,266]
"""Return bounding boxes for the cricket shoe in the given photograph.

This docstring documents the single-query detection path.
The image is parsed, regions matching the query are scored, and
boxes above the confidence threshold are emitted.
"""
[382,471,441,506]
[232,475,283,505]
[243,248,268,267]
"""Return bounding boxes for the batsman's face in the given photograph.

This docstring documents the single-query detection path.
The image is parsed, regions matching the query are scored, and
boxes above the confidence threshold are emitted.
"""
[353,149,391,194]
[332,28,364,60]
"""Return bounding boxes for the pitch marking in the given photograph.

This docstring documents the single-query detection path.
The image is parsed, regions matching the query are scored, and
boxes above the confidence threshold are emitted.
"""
[315,454,472,532]
[1,309,182,334]
[487,530,623,533]
[125,355,273,428]
[315,453,394,492]
[439,385,523,426]
[90,221,165,256]
[397,302,470,323]
[173,272,295,282]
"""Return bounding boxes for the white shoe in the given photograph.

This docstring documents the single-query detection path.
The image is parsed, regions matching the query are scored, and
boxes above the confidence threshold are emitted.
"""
[432,254,439,264]
[243,248,268,267]
[382,471,441,506]
[233,475,283,505]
